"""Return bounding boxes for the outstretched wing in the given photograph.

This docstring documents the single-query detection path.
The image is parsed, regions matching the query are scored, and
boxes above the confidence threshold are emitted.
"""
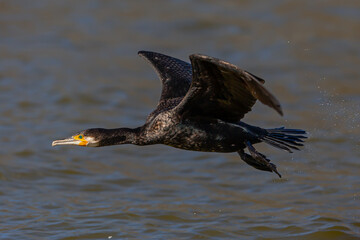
[174,54,283,123]
[138,51,192,101]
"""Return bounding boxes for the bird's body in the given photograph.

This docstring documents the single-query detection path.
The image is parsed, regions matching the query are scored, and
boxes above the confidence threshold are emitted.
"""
[53,51,306,178]
[141,112,252,152]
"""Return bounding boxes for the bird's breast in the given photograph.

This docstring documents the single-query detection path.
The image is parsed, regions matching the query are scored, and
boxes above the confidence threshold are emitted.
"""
[158,117,248,152]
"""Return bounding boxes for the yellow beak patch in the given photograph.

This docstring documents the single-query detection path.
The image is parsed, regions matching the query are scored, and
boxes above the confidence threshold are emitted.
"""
[74,135,88,146]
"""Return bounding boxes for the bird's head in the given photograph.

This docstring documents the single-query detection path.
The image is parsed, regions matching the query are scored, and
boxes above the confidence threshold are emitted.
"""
[52,128,107,147]
[52,128,135,147]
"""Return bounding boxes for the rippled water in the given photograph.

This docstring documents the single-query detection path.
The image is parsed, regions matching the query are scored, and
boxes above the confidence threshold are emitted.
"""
[1,1,360,239]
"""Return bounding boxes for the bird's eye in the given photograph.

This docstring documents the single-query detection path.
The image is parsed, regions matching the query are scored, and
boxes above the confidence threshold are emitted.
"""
[78,135,83,139]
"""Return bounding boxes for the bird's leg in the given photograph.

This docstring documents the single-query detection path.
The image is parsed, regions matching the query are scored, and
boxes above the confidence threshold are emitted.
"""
[237,141,281,178]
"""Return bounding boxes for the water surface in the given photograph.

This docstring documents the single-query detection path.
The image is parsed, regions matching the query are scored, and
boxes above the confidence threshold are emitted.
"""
[0,1,359,239]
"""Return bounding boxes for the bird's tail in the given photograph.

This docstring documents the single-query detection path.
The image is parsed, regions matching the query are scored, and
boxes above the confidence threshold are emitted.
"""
[261,127,307,153]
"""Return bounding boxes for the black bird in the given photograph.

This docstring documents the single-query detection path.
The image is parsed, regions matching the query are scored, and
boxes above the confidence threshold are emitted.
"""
[52,51,306,178]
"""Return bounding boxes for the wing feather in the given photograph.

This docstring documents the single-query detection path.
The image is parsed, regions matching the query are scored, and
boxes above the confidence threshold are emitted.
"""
[174,54,283,122]
[138,51,192,100]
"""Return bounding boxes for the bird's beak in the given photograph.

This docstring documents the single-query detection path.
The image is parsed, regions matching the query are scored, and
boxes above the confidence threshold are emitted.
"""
[52,137,88,147]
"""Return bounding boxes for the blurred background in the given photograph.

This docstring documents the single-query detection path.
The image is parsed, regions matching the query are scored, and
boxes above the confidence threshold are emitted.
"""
[0,0,359,239]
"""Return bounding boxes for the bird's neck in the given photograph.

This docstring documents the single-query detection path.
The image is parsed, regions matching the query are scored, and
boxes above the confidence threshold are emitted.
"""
[107,127,143,145]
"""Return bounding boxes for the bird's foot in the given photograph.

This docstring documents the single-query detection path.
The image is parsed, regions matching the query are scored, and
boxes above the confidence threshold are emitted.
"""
[238,141,281,178]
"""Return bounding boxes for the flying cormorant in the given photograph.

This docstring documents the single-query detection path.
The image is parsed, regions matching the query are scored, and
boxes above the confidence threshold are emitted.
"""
[52,51,306,178]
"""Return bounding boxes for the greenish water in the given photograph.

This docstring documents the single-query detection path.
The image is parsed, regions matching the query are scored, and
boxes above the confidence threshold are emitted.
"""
[0,1,359,239]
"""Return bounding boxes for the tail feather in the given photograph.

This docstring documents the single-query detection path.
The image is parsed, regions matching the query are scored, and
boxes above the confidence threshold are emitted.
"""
[263,136,301,151]
[267,132,306,141]
[261,137,294,152]
[264,135,304,146]
[268,127,306,134]
[262,127,307,153]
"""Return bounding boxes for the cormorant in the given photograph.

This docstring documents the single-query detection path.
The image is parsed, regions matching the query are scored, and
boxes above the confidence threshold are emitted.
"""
[52,51,306,178]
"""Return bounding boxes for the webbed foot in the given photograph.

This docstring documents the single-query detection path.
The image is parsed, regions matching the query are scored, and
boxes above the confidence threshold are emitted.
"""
[237,141,281,178]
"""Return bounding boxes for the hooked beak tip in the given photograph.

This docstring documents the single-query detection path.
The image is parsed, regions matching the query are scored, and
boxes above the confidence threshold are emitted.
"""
[52,139,67,147]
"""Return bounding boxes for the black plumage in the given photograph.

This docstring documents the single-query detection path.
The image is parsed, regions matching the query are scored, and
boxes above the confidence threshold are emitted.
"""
[52,51,307,178]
